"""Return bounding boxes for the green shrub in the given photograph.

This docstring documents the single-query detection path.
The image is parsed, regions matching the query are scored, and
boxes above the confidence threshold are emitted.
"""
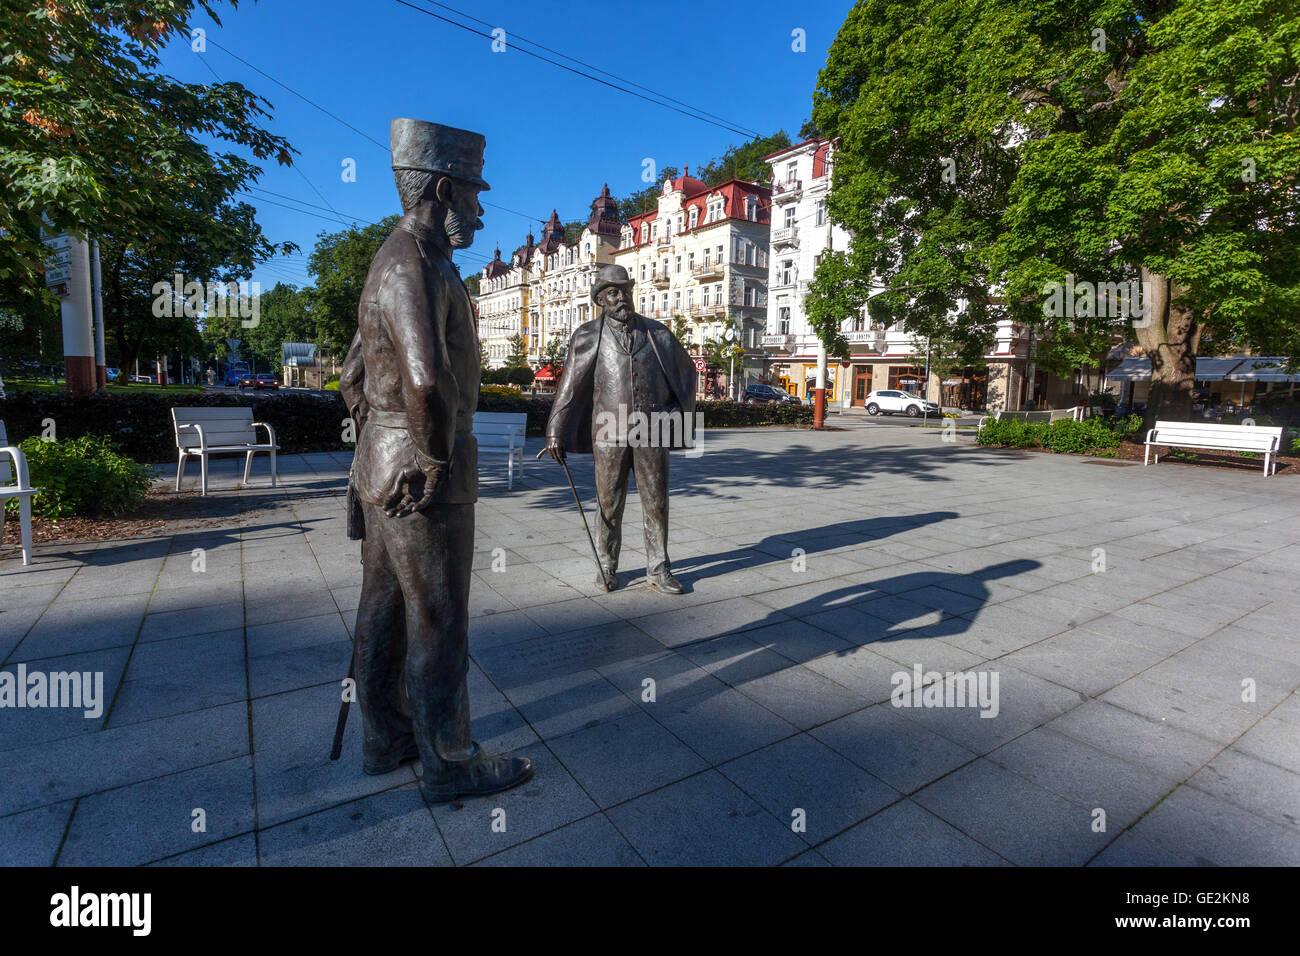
[0,390,352,463]
[977,413,1142,454]
[10,435,155,518]
[324,379,340,391]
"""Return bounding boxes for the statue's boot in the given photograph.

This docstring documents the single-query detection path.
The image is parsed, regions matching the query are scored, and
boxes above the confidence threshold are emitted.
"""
[362,735,420,775]
[648,568,684,594]
[595,565,618,591]
[420,743,533,804]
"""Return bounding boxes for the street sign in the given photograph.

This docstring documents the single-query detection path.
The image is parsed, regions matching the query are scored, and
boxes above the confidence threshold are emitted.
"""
[43,232,72,291]
[694,359,706,372]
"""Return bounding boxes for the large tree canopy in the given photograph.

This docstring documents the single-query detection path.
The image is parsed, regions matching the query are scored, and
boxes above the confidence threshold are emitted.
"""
[811,0,1299,422]
[2,0,298,381]
[305,215,398,354]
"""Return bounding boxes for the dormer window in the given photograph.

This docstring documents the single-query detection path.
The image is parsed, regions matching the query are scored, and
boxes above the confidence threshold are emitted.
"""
[641,223,649,243]
[688,207,698,228]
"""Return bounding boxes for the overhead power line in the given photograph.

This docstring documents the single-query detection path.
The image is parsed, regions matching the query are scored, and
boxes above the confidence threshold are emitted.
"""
[395,0,761,140]
[417,0,759,137]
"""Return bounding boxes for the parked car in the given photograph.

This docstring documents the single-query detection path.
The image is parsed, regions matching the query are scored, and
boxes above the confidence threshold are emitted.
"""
[864,389,940,417]
[239,372,279,390]
[741,383,798,405]
[105,367,120,381]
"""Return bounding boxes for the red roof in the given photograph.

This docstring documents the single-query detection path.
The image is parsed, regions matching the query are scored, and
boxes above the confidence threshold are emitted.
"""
[534,365,559,380]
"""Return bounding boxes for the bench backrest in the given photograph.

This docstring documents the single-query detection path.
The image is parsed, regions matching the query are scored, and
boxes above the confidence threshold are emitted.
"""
[474,422,524,449]
[995,410,1054,424]
[172,406,257,447]
[1151,419,1282,449]
[0,420,10,484]
[473,412,527,430]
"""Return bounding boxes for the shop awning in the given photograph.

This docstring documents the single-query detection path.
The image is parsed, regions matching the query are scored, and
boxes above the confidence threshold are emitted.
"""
[1225,357,1300,382]
[1105,356,1269,382]
[534,365,558,381]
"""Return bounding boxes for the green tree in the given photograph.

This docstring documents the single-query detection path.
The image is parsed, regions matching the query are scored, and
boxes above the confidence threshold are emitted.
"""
[306,216,398,354]
[505,332,528,368]
[798,117,822,140]
[670,315,692,348]
[1,1,294,298]
[812,0,1299,426]
[506,365,534,388]
[463,273,480,297]
[539,332,567,372]
[697,132,791,186]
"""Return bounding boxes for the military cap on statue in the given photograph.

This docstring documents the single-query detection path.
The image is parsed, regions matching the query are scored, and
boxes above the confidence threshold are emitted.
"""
[389,118,491,190]
[590,263,635,304]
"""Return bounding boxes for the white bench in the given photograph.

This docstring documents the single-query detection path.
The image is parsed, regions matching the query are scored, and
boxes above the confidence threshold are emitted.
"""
[1145,420,1283,477]
[0,421,36,565]
[473,412,526,490]
[172,407,278,496]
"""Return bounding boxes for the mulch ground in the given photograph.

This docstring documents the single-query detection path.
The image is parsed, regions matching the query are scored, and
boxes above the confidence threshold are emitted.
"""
[1,488,231,546]
[996,439,1300,475]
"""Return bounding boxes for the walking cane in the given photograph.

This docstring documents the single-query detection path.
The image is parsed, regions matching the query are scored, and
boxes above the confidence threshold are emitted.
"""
[536,447,605,580]
[329,656,354,760]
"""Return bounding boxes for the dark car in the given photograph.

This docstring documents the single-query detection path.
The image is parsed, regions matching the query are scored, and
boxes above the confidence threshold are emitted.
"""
[239,373,280,390]
[741,383,798,405]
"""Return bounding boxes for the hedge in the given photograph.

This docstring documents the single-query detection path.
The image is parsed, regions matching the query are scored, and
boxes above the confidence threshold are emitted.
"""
[976,414,1144,454]
[0,391,815,464]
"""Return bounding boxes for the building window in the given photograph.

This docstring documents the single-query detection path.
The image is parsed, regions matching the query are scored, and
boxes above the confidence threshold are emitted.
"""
[641,224,648,243]
[889,365,925,392]
[688,251,695,270]
[815,199,826,226]
[786,161,797,183]
[745,196,757,220]
[784,206,796,228]
[715,283,723,304]
[687,289,694,308]
[673,291,681,311]
[781,260,794,285]
[744,284,756,307]
[703,287,711,307]
[689,207,698,228]
[661,293,669,312]
[640,264,646,281]
[675,256,682,274]
[735,239,745,262]
[778,306,790,334]
[716,244,724,264]
[639,295,646,311]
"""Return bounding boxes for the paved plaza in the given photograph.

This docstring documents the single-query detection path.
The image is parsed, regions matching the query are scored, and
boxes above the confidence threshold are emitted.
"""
[2,425,1299,866]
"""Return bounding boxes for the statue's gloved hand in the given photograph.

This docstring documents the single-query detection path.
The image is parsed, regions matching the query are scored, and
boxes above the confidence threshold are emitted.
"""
[383,456,447,517]
[546,438,565,463]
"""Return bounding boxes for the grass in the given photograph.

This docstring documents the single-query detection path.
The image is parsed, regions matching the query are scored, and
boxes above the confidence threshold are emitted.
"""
[3,376,205,396]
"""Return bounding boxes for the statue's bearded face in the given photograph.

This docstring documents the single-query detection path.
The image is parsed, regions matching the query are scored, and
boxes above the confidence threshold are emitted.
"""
[600,285,632,321]
[443,180,485,249]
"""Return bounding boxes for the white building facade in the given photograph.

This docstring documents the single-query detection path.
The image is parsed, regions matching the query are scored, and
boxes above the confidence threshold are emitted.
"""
[762,138,1053,412]
[612,170,771,396]
[476,185,624,370]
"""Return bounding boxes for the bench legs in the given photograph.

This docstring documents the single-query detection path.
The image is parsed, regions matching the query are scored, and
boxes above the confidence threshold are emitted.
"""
[18,495,31,566]
[200,453,209,496]
[243,450,255,485]
[176,451,188,491]
[1144,443,1152,466]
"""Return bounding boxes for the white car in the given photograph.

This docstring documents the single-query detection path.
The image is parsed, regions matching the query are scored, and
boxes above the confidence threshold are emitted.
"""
[864,389,940,417]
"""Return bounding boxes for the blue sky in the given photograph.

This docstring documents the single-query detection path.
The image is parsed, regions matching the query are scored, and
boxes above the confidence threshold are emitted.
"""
[157,0,854,290]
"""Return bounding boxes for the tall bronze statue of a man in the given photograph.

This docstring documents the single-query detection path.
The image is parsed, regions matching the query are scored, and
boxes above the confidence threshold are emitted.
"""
[546,264,697,594]
[339,119,532,803]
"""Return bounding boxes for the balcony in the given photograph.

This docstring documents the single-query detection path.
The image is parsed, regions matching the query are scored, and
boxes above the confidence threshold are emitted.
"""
[845,329,887,350]
[656,234,673,250]
[649,273,671,288]
[771,273,797,290]
[762,333,795,350]
[691,261,724,279]
[772,179,802,203]
[771,225,799,248]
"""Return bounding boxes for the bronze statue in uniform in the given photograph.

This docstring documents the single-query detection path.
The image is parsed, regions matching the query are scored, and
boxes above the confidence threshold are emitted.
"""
[545,264,697,594]
[339,119,532,803]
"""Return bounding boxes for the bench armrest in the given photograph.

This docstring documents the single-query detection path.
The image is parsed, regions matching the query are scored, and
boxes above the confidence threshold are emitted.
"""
[1145,428,1158,444]
[251,421,278,447]
[176,422,207,453]
[0,444,32,491]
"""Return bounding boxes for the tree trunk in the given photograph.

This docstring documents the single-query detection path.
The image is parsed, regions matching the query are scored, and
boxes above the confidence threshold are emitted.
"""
[1133,268,1199,432]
